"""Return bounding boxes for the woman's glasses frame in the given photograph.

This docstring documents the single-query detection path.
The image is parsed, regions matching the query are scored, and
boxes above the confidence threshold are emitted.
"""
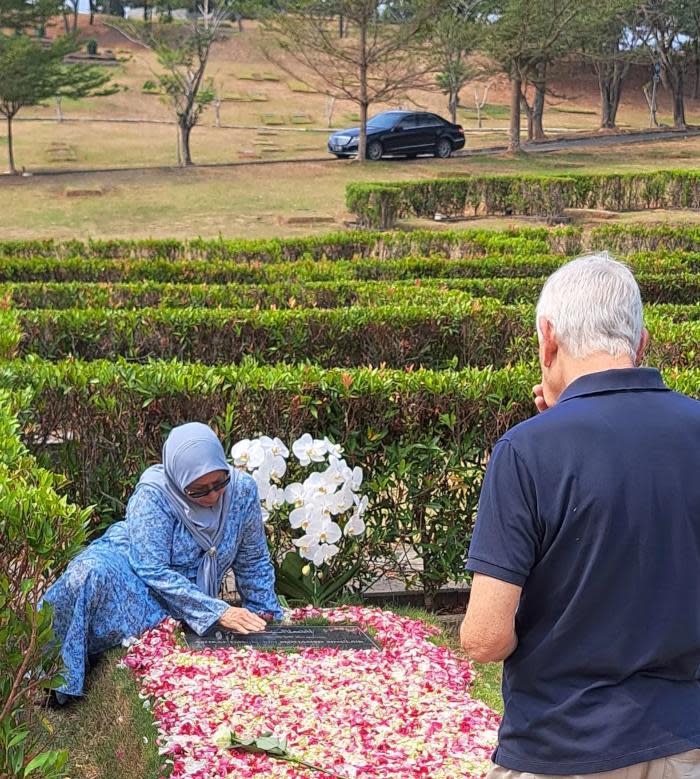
[184,473,231,499]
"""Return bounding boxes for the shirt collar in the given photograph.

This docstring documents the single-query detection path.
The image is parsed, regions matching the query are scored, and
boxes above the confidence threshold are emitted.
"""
[558,367,669,404]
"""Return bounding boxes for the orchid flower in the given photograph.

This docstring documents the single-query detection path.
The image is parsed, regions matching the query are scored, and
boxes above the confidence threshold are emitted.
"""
[231,438,266,469]
[292,433,328,466]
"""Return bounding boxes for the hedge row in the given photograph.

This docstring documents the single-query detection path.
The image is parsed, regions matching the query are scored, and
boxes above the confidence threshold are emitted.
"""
[1,272,699,308]
[0,389,89,778]
[8,304,700,369]
[0,228,572,262]
[0,251,697,283]
[2,358,698,597]
[346,170,700,228]
[4,224,700,263]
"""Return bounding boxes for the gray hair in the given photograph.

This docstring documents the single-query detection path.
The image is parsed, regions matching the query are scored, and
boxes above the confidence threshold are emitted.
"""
[535,253,644,360]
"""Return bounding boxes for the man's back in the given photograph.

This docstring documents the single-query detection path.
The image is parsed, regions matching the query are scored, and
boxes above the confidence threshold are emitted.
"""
[467,368,700,774]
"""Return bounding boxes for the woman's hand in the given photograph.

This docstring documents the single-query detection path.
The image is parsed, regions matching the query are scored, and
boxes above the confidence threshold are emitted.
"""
[218,606,267,634]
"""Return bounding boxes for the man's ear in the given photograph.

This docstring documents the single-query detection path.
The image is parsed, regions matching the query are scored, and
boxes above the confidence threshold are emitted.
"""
[538,316,558,368]
[635,328,649,366]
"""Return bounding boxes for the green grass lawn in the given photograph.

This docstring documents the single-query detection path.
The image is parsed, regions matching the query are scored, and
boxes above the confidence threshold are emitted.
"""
[2,135,700,240]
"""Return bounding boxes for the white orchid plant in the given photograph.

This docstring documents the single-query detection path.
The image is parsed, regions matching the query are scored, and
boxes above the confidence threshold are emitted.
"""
[230,433,368,605]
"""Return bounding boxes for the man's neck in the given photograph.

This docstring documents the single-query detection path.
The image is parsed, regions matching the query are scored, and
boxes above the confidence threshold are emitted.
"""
[563,353,636,392]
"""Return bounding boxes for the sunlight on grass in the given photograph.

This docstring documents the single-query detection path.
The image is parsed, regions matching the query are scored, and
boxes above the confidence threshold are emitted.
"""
[43,649,163,779]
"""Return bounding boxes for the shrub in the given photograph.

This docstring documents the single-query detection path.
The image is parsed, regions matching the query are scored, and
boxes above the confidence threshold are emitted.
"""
[0,359,697,597]
[85,38,98,55]
[0,390,90,778]
[1,272,698,309]
[346,171,700,228]
[0,251,696,285]
[13,303,700,370]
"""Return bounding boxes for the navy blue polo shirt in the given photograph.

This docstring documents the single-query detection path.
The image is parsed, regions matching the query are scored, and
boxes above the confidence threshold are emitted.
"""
[467,368,700,775]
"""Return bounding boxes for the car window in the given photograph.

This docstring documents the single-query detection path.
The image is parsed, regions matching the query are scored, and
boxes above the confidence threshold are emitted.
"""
[419,113,443,127]
[367,112,404,129]
[397,115,418,130]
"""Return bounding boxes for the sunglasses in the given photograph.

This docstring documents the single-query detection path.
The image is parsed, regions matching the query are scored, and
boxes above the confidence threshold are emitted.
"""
[184,473,231,499]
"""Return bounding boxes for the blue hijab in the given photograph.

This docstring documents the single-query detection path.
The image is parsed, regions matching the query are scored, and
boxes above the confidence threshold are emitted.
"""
[136,422,235,598]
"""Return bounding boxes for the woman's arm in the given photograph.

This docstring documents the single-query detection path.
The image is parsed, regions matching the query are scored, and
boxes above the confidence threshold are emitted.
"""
[231,479,284,620]
[126,487,228,635]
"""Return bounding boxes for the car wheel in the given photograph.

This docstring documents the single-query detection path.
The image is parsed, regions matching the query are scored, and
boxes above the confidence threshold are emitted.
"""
[367,141,383,161]
[435,138,452,159]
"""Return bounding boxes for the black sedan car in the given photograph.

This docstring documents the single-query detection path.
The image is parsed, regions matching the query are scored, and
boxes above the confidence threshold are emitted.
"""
[327,110,465,160]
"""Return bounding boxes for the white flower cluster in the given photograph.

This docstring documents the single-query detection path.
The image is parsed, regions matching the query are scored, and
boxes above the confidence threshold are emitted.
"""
[230,433,368,567]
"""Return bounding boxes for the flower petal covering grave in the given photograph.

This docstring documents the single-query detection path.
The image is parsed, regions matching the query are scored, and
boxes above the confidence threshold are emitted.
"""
[122,606,500,779]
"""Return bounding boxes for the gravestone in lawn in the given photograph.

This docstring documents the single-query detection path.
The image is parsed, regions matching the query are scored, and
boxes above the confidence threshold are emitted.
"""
[184,624,380,651]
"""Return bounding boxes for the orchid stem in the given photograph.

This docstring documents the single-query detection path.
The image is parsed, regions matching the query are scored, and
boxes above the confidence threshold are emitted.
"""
[285,755,350,779]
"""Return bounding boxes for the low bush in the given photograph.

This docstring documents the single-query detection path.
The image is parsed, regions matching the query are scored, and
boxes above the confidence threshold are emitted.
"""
[0,228,573,262]
[346,171,700,228]
[0,390,90,778]
[1,359,697,598]
[1,272,699,308]
[13,304,700,370]
[0,251,696,284]
[4,224,700,262]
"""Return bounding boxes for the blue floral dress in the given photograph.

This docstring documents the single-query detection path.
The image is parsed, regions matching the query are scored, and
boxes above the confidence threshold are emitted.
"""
[42,472,282,696]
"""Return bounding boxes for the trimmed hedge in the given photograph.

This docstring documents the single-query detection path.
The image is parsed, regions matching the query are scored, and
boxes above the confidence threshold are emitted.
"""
[10,304,700,369]
[5,225,700,262]
[0,228,573,262]
[346,171,700,228]
[2,359,698,597]
[0,251,697,283]
[1,272,699,308]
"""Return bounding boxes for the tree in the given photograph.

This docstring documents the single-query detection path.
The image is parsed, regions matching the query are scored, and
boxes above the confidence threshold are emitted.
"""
[110,6,227,165]
[578,0,647,129]
[640,1,695,129]
[0,4,117,174]
[263,0,437,161]
[480,0,586,151]
[431,2,480,123]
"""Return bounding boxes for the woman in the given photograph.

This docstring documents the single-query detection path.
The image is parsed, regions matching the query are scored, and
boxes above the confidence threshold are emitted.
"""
[42,422,283,701]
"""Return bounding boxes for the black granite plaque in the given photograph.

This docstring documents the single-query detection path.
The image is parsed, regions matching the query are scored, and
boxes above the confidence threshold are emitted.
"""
[183,624,380,651]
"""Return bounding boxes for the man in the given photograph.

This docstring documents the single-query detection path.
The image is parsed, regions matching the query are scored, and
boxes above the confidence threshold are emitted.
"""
[461,254,700,778]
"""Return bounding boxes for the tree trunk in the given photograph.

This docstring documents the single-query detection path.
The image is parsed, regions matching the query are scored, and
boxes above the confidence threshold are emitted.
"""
[62,10,70,33]
[598,70,624,129]
[358,100,368,162]
[338,14,345,38]
[521,92,534,140]
[532,81,545,140]
[179,122,193,165]
[89,0,95,24]
[448,88,458,124]
[55,96,63,122]
[509,76,521,152]
[6,114,17,175]
[357,20,368,161]
[671,68,686,129]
